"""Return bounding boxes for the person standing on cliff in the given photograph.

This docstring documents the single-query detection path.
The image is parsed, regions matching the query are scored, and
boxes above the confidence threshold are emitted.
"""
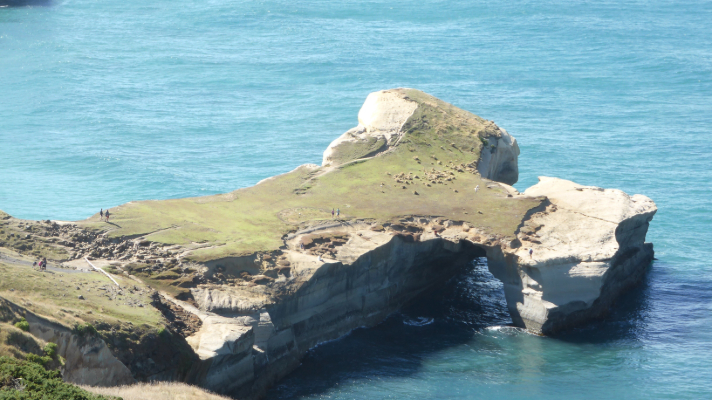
[336,208,340,218]
[100,209,104,221]
[105,210,110,222]
[529,248,533,259]
[331,208,334,218]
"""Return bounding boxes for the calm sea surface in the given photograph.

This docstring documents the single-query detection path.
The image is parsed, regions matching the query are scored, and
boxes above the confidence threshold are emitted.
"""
[1,0,711,398]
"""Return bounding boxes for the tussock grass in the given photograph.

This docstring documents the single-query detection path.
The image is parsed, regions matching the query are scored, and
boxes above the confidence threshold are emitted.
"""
[0,322,45,360]
[82,382,233,400]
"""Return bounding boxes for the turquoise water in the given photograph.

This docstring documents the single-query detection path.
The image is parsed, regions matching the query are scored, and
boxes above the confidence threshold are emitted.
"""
[1,0,711,398]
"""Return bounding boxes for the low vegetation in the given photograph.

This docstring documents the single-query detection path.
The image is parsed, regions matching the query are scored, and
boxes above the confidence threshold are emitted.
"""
[11,321,27,333]
[0,356,113,400]
[82,382,233,400]
[0,260,163,330]
[0,323,43,361]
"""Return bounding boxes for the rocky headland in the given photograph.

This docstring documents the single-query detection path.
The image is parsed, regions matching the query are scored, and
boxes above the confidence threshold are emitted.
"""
[0,89,656,399]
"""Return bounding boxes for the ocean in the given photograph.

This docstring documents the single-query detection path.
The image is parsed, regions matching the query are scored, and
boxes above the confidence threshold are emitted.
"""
[1,0,711,398]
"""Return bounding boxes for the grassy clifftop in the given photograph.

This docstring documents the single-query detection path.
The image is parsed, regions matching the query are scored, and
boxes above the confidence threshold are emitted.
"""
[77,89,540,263]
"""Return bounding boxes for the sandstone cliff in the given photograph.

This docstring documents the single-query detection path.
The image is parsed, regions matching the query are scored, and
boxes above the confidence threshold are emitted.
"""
[0,89,656,398]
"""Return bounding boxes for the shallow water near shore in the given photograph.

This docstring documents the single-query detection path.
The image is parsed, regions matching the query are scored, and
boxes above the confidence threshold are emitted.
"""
[2,0,712,398]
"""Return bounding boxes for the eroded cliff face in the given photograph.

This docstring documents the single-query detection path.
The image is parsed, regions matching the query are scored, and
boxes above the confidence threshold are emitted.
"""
[165,173,655,397]
[476,127,519,185]
[0,301,136,387]
[167,220,493,397]
[504,177,657,333]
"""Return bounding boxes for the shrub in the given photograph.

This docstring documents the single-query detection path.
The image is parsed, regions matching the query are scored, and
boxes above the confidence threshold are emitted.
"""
[104,265,120,275]
[0,356,112,399]
[13,319,29,332]
[25,353,50,367]
[42,343,57,359]
[72,323,97,337]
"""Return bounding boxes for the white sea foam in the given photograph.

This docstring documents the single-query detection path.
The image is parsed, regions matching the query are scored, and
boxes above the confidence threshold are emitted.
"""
[403,317,435,327]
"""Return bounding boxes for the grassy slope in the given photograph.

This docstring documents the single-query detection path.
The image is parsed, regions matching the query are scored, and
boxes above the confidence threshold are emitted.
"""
[0,261,162,330]
[77,89,541,262]
[0,213,70,261]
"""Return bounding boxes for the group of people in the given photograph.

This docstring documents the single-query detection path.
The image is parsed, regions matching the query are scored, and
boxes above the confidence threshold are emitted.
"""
[33,257,47,271]
[99,208,111,222]
[331,208,340,218]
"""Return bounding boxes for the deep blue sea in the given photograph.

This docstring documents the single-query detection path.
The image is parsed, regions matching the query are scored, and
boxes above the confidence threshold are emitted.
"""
[2,0,711,398]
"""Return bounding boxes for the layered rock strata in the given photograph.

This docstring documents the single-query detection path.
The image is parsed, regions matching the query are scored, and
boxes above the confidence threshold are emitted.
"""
[173,176,655,397]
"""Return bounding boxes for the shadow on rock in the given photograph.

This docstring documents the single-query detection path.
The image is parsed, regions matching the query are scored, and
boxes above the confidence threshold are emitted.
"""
[555,260,712,345]
[553,262,654,344]
[265,259,512,399]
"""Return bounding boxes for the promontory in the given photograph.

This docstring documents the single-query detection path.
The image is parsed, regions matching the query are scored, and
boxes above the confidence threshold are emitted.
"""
[0,89,656,399]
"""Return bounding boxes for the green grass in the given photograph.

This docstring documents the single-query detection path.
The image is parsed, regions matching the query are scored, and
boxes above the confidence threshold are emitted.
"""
[73,89,541,265]
[326,136,387,166]
[0,261,163,330]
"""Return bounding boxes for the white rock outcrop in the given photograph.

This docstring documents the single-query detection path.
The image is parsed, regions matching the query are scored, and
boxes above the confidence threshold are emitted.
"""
[494,176,657,333]
[322,90,418,166]
[323,88,520,185]
[476,127,520,185]
[162,93,655,395]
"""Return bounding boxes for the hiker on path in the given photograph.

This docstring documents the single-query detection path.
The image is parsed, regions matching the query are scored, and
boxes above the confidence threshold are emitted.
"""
[105,210,110,222]
[336,208,340,218]
[317,254,323,263]
[331,208,334,218]
[529,248,533,259]
[39,257,47,271]
[100,209,104,220]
